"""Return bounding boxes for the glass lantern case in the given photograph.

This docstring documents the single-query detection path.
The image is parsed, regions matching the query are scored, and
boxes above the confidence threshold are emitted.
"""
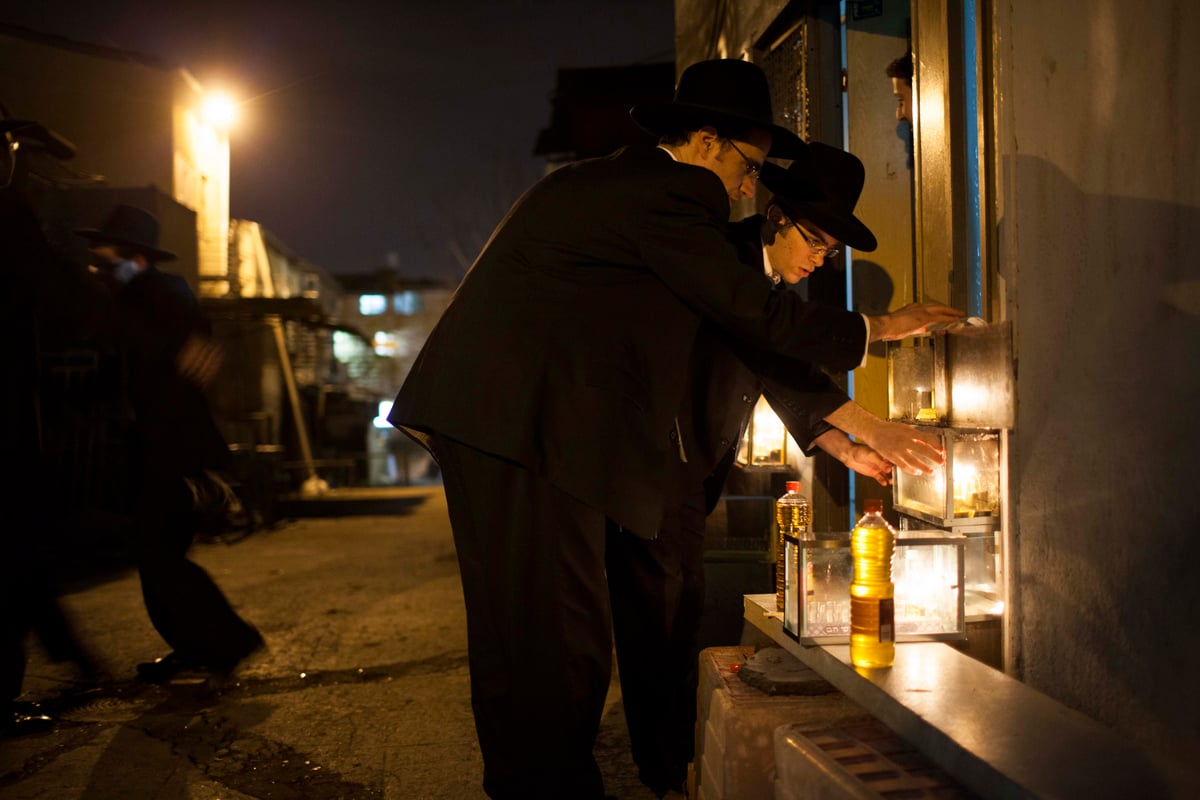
[783,530,966,645]
[892,429,1000,529]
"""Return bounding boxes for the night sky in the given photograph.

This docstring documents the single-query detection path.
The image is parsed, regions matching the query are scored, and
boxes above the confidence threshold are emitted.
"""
[1,1,675,280]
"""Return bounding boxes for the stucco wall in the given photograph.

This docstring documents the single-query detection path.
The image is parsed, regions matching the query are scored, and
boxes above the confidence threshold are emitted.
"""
[0,31,175,192]
[999,0,1200,765]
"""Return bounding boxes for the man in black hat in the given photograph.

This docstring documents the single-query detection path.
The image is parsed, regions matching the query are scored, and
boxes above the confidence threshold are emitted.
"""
[77,204,263,684]
[2,118,103,736]
[389,58,961,800]
[607,144,946,795]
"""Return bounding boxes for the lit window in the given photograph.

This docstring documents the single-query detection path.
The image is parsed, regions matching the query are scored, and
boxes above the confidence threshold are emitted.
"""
[333,330,369,363]
[373,331,398,357]
[394,291,422,315]
[374,400,393,429]
[359,294,387,315]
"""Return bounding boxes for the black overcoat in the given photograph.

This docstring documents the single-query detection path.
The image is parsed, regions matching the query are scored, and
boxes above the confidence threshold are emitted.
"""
[679,216,854,516]
[391,145,865,536]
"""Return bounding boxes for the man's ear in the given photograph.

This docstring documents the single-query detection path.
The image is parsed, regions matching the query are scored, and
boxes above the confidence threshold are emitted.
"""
[695,126,720,151]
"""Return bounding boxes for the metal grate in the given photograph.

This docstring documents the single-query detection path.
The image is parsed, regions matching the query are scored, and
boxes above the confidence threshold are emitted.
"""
[761,16,811,143]
[786,719,983,798]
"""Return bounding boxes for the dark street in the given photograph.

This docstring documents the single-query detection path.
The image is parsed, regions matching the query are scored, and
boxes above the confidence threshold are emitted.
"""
[2,489,654,799]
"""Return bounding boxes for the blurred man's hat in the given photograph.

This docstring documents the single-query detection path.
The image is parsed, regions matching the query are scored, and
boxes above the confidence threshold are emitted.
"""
[630,59,808,159]
[761,142,877,252]
[75,204,176,261]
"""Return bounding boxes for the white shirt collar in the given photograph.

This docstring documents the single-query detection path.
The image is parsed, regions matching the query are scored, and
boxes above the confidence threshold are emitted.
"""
[761,243,782,284]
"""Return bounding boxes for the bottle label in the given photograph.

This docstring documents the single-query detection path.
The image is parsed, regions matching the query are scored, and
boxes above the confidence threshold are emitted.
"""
[879,598,895,643]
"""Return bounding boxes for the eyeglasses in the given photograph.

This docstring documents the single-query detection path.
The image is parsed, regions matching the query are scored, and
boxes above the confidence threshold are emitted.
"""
[724,139,763,183]
[792,221,840,260]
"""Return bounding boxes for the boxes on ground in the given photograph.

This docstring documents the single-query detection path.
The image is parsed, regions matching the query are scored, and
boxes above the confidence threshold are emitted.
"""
[782,531,966,645]
[694,647,864,800]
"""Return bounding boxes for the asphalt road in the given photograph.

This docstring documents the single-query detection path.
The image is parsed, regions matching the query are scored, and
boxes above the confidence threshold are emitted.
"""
[2,488,656,799]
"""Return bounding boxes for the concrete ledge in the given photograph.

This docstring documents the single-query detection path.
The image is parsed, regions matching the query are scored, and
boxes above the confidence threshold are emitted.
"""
[743,594,1196,799]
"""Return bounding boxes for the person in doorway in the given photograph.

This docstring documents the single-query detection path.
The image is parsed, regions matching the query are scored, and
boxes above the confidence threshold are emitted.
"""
[887,50,914,127]
[607,143,942,796]
[77,204,263,684]
[389,58,962,800]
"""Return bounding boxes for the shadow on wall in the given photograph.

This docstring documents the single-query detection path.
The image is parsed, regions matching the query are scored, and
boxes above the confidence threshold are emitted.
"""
[849,259,896,361]
[1005,154,1200,769]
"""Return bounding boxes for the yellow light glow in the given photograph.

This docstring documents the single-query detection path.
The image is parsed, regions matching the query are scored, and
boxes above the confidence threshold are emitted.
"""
[749,397,787,465]
[950,380,989,419]
[202,91,239,129]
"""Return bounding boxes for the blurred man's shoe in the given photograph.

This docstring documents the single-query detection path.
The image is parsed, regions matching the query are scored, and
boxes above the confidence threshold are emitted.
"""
[136,651,199,683]
[1,702,54,737]
[137,633,265,685]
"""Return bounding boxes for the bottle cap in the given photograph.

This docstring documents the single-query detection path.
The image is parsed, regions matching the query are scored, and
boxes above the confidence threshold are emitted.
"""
[785,480,801,492]
[864,498,884,513]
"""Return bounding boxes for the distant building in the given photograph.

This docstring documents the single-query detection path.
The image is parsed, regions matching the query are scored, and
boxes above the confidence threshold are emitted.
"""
[334,268,455,484]
[1,23,232,295]
[0,22,393,495]
[335,269,456,399]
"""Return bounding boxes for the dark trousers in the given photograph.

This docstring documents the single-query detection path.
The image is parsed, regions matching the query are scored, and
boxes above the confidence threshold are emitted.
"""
[135,468,261,667]
[607,498,707,795]
[2,537,93,705]
[433,434,612,800]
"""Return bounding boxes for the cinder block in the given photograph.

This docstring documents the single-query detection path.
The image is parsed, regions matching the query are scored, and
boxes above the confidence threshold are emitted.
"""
[774,720,978,799]
[693,647,865,800]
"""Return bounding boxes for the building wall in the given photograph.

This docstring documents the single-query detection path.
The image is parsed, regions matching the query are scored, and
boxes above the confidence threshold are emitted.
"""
[672,0,1200,774]
[337,283,456,400]
[996,0,1200,766]
[0,30,175,194]
[844,7,917,514]
[0,27,229,286]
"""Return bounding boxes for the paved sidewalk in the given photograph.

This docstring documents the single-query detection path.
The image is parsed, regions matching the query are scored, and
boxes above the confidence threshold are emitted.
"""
[2,489,657,799]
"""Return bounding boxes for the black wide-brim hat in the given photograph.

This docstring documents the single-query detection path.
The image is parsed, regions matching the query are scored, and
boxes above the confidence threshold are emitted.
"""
[630,59,808,160]
[761,142,877,252]
[76,203,176,261]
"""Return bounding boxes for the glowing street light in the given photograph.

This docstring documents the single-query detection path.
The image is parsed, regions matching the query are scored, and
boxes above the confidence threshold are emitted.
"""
[201,91,239,130]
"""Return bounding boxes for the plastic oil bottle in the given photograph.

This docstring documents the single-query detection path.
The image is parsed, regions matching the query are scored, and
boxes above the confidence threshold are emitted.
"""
[850,498,896,667]
[775,481,810,611]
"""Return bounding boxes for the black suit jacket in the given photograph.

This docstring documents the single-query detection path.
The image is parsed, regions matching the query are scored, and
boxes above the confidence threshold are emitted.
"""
[390,146,865,536]
[118,267,230,477]
[676,216,853,516]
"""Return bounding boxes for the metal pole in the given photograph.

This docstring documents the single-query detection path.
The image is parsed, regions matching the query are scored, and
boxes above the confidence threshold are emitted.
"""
[268,314,327,495]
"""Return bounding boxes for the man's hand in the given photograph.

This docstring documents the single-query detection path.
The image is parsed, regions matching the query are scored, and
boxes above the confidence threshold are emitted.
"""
[822,401,945,476]
[860,418,944,476]
[177,334,224,387]
[841,442,894,486]
[867,302,965,342]
[814,430,894,486]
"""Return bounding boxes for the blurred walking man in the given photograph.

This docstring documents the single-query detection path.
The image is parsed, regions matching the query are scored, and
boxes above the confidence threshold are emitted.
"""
[78,205,263,685]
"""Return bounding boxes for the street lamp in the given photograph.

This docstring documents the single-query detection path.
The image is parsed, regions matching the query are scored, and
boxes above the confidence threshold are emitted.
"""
[201,91,239,130]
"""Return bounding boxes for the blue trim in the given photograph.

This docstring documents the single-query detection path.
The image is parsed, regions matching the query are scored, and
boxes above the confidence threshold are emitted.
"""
[964,0,983,317]
[840,1,856,528]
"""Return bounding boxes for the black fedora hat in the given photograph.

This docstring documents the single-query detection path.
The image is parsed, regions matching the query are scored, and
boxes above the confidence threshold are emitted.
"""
[630,59,808,159]
[761,142,877,252]
[76,204,176,261]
